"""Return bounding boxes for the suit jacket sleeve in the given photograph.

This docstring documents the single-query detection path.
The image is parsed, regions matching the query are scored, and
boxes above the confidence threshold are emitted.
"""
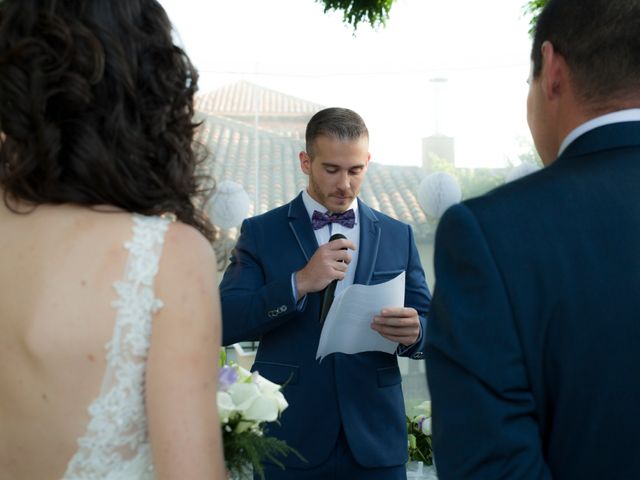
[426,203,551,479]
[397,223,431,358]
[219,218,300,345]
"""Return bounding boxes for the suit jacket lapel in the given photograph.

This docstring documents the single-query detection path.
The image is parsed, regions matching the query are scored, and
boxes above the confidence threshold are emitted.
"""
[354,199,381,285]
[288,193,318,262]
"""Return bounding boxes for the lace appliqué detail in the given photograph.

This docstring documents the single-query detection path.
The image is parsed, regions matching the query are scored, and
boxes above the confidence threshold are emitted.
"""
[63,214,173,480]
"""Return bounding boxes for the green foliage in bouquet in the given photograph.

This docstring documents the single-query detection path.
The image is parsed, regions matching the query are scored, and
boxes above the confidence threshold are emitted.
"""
[218,349,305,479]
[222,423,300,480]
[407,401,433,465]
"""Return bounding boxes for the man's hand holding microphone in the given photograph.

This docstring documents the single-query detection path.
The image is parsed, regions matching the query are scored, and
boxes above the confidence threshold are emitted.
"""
[295,233,421,346]
[294,233,353,303]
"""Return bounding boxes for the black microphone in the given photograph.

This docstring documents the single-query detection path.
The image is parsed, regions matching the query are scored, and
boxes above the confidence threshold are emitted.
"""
[319,233,347,325]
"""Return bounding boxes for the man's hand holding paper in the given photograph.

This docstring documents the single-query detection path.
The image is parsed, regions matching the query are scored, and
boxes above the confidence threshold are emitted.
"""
[371,306,421,346]
[316,271,408,361]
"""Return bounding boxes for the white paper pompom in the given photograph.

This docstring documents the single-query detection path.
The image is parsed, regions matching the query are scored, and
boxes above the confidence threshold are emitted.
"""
[417,172,462,219]
[208,180,250,229]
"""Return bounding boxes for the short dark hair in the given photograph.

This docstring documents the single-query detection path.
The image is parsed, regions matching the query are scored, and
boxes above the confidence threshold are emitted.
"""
[305,107,369,158]
[531,0,640,106]
[0,0,214,241]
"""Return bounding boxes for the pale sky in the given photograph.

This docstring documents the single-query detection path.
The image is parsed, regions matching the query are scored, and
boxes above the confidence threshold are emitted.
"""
[160,0,535,168]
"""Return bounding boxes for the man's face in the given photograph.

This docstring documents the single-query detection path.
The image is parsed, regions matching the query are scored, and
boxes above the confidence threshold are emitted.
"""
[299,135,370,213]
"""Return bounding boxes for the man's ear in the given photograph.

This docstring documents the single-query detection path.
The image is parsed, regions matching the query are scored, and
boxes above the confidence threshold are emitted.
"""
[299,151,311,175]
[540,40,569,100]
[364,152,371,169]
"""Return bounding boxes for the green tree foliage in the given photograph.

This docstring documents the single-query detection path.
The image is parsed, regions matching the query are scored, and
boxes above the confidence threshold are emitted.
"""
[317,0,548,33]
[427,138,541,201]
[524,0,548,35]
[428,154,504,201]
[318,1,548,32]
[318,0,396,30]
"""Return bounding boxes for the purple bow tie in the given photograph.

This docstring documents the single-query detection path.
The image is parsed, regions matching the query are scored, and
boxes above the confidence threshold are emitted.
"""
[311,209,355,230]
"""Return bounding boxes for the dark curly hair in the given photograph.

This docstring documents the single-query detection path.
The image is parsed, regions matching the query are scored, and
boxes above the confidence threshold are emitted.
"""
[0,0,215,241]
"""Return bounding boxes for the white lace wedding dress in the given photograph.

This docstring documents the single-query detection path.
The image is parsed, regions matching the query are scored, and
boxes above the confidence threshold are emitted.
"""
[62,214,173,479]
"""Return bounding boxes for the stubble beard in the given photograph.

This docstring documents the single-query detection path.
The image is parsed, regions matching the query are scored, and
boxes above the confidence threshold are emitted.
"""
[308,175,353,213]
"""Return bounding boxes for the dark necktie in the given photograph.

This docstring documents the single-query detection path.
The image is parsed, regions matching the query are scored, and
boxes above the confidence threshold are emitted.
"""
[311,209,355,230]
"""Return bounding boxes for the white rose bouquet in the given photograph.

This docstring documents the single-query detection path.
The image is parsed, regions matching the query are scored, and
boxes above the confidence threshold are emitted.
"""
[407,400,434,465]
[217,349,303,479]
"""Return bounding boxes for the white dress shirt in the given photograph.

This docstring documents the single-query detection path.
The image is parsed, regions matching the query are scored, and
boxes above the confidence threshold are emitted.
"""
[558,108,640,157]
[300,189,360,298]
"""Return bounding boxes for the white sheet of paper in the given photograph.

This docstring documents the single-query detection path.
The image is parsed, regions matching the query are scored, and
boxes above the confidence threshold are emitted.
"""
[316,271,405,362]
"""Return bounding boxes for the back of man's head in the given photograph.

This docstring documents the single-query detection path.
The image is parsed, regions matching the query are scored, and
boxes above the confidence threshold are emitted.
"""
[532,0,640,108]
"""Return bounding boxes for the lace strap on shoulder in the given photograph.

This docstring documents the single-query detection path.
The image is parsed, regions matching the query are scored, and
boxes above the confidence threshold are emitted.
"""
[62,214,173,479]
[124,214,173,292]
[107,214,172,362]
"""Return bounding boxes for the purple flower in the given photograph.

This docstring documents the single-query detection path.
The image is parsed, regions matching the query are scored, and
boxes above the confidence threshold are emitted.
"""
[218,365,239,391]
[414,414,432,436]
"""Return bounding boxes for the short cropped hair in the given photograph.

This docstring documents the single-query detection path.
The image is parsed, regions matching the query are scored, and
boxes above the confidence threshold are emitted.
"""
[531,0,640,106]
[305,107,369,158]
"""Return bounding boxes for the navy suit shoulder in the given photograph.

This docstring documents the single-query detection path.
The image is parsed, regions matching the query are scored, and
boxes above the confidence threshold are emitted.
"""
[220,201,308,345]
[427,122,640,479]
[243,201,290,224]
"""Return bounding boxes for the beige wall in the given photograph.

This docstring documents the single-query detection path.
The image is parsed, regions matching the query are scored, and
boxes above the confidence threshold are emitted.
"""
[417,241,435,291]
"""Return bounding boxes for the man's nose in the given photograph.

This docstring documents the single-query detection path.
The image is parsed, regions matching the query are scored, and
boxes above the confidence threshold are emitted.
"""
[337,171,350,190]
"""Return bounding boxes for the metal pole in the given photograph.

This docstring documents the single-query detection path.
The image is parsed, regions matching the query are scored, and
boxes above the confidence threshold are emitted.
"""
[429,77,447,135]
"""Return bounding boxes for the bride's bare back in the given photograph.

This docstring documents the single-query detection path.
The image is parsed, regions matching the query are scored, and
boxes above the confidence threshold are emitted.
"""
[0,203,131,478]
[0,201,225,479]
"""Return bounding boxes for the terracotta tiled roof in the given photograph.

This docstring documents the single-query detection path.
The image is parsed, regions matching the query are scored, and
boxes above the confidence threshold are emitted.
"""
[195,80,323,117]
[195,114,308,217]
[195,82,431,241]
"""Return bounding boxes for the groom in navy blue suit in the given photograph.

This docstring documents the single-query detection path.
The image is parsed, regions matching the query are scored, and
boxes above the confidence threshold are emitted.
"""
[427,1,640,478]
[220,107,431,479]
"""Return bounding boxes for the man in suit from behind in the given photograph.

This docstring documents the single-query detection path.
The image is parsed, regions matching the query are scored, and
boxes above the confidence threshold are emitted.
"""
[426,0,640,478]
[220,107,431,479]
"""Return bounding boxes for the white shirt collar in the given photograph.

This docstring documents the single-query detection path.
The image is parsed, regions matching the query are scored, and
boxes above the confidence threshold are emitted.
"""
[301,189,359,225]
[558,108,640,157]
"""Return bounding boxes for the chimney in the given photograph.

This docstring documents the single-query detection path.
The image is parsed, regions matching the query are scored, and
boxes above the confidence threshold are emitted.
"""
[422,77,455,173]
[422,135,455,173]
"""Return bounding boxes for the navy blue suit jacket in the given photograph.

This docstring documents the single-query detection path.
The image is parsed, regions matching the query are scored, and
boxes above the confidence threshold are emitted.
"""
[220,194,431,469]
[426,121,640,479]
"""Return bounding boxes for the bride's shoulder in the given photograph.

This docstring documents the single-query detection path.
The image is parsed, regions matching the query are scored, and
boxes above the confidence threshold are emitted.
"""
[156,219,218,296]
[151,220,220,349]
[161,219,216,268]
